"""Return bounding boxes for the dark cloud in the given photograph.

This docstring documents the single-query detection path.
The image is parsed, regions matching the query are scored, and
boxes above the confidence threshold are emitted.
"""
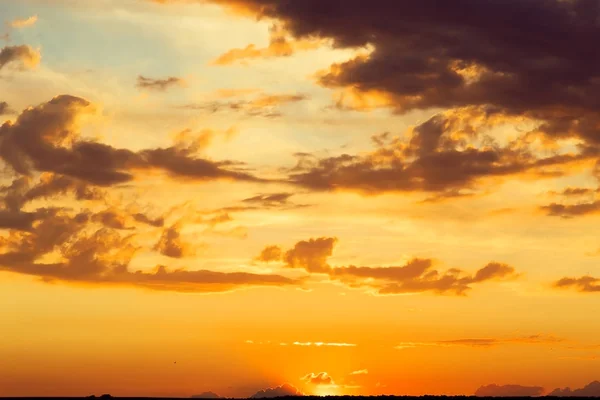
[136,75,184,91]
[554,276,600,292]
[286,112,594,195]
[0,95,261,186]
[132,212,165,228]
[243,192,294,207]
[301,372,334,386]
[0,209,298,293]
[0,45,40,70]
[541,201,600,218]
[154,224,195,258]
[250,383,303,398]
[178,0,600,197]
[475,384,545,397]
[549,381,600,397]
[257,237,517,295]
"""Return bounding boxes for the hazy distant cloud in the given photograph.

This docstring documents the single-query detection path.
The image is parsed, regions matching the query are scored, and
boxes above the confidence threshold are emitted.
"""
[302,372,334,386]
[554,276,600,292]
[0,101,13,116]
[289,342,356,347]
[349,369,368,376]
[257,237,518,295]
[0,45,40,70]
[549,381,600,397]
[250,383,303,398]
[212,25,321,65]
[179,93,307,119]
[475,384,545,397]
[256,245,283,263]
[396,335,562,350]
[191,392,221,399]
[136,75,185,91]
[0,95,261,186]
[9,15,38,28]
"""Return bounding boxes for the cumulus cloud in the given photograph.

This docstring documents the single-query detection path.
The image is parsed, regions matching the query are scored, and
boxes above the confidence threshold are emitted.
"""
[301,372,334,386]
[9,15,38,28]
[136,75,185,91]
[155,0,600,200]
[250,383,303,398]
[198,0,600,141]
[0,95,261,186]
[256,237,517,295]
[475,384,545,397]
[0,45,41,70]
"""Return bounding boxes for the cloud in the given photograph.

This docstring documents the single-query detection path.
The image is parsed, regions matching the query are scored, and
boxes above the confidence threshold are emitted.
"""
[136,75,185,91]
[243,192,294,207]
[250,383,303,398]
[191,392,221,399]
[289,342,356,347]
[0,101,13,116]
[396,335,562,350]
[174,0,600,199]
[549,381,600,397]
[0,45,41,70]
[475,384,545,397]
[554,276,600,292]
[9,15,38,28]
[301,372,334,386]
[0,199,298,293]
[179,93,308,118]
[349,369,368,375]
[283,237,337,273]
[256,245,283,263]
[286,111,594,195]
[257,237,517,295]
[154,223,196,258]
[212,24,321,65]
[541,201,600,218]
[198,1,600,144]
[0,95,261,186]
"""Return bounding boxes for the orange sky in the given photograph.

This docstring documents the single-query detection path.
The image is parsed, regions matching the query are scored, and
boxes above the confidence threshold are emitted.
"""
[2,0,600,397]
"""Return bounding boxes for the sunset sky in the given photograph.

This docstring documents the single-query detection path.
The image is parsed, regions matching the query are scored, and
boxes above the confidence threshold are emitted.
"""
[2,0,600,397]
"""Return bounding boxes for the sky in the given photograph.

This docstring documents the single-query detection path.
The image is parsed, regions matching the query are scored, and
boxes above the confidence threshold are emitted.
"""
[1,0,600,397]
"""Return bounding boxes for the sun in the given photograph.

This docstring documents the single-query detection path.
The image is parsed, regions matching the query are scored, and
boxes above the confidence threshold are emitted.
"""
[313,385,340,397]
